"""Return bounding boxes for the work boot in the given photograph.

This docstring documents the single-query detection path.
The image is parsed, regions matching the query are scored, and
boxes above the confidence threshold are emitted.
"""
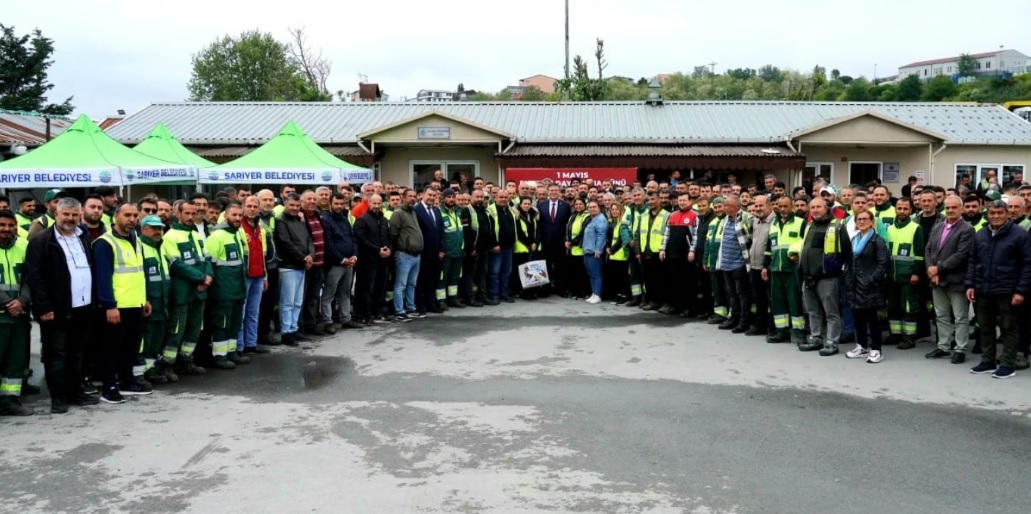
[625,296,642,308]
[21,378,41,396]
[176,361,207,376]
[897,338,916,350]
[718,319,737,330]
[657,304,674,314]
[261,335,282,346]
[211,356,237,370]
[323,323,338,335]
[819,344,840,356]
[707,315,726,325]
[244,345,272,354]
[162,364,179,383]
[341,320,365,330]
[798,339,824,352]
[642,302,659,311]
[227,352,251,365]
[767,332,791,343]
[467,299,484,307]
[447,298,466,309]
[0,396,33,416]
[144,367,168,385]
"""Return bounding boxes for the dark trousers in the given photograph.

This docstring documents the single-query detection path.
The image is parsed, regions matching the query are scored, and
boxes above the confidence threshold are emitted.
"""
[667,256,694,313]
[976,294,1019,367]
[100,307,143,388]
[416,254,441,312]
[40,306,92,402]
[854,307,883,351]
[355,258,388,321]
[542,246,567,296]
[301,266,324,332]
[461,251,489,301]
[258,267,280,339]
[603,258,630,300]
[749,269,773,334]
[567,254,589,297]
[697,268,714,316]
[641,255,667,306]
[722,266,751,327]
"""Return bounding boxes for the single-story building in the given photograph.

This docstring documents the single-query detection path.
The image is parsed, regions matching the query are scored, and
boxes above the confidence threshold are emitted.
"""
[105,98,1031,196]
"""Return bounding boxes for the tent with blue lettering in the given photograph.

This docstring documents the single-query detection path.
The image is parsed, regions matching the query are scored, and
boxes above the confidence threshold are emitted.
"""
[0,115,192,189]
[129,123,208,185]
[202,120,372,185]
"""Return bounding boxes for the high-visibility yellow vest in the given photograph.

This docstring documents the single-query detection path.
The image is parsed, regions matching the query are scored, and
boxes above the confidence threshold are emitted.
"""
[638,209,669,254]
[95,232,147,309]
[875,204,896,226]
[768,215,805,272]
[14,212,32,233]
[609,221,628,261]
[567,211,588,256]
[0,238,27,316]
[887,220,920,280]
[487,203,517,242]
[514,216,536,254]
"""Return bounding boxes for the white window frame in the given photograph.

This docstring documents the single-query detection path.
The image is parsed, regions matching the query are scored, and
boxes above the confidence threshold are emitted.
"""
[804,162,835,186]
[409,159,480,187]
[956,163,1026,185]
[848,161,883,184]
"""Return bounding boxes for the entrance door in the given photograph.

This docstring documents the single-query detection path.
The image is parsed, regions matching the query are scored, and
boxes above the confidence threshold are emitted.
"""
[849,162,882,185]
[410,160,480,188]
[804,162,834,187]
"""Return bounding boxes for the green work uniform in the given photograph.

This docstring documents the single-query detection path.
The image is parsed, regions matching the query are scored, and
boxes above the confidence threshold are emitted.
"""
[0,237,30,399]
[205,222,247,359]
[140,234,170,378]
[437,205,465,302]
[162,222,211,364]
[765,214,808,342]
[886,217,925,339]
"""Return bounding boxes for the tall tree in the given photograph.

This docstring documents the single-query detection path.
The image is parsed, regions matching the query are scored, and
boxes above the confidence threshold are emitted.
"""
[519,85,547,101]
[556,38,607,101]
[956,54,977,77]
[0,24,73,114]
[922,75,958,101]
[188,30,318,101]
[288,27,333,101]
[895,74,924,101]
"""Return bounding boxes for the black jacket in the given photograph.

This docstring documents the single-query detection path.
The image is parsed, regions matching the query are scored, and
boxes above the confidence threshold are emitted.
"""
[25,227,96,320]
[965,220,1031,296]
[320,210,357,265]
[354,210,390,260]
[845,232,889,310]
[274,213,314,269]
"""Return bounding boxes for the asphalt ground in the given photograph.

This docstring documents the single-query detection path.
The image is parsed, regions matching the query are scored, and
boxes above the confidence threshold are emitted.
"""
[2,297,1029,513]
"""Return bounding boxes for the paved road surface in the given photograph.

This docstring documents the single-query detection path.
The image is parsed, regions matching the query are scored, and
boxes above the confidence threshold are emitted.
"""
[2,299,1029,513]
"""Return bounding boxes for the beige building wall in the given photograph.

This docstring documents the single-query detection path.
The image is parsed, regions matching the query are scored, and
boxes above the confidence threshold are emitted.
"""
[378,146,499,187]
[800,146,928,190]
[800,116,938,145]
[933,145,1031,186]
[369,114,507,144]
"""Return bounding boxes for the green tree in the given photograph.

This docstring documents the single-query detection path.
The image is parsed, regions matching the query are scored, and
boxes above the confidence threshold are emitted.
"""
[758,65,782,82]
[0,24,73,114]
[922,75,958,101]
[555,38,607,101]
[188,30,322,101]
[842,78,873,101]
[957,53,977,77]
[519,85,547,101]
[895,74,924,101]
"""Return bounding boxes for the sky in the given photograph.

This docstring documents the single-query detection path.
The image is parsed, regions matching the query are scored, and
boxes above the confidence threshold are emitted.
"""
[8,0,1029,118]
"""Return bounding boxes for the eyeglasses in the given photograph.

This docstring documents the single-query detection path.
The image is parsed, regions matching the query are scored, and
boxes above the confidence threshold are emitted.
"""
[142,208,157,214]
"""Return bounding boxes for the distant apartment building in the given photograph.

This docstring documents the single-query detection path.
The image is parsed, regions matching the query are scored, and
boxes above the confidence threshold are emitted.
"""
[898,49,1029,81]
[349,83,387,102]
[518,75,557,94]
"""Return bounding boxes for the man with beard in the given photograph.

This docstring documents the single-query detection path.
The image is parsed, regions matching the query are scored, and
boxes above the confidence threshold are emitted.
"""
[94,186,119,230]
[156,199,173,230]
[204,203,248,369]
[162,201,213,375]
[255,190,280,344]
[884,197,925,350]
[354,194,391,325]
[414,186,445,314]
[689,196,717,320]
[461,189,493,306]
[26,198,100,413]
[27,189,68,239]
[622,188,648,307]
[320,192,363,332]
[0,210,33,416]
[763,195,807,344]
[299,191,327,335]
[798,197,852,356]
[793,196,810,219]
[238,196,271,355]
[389,189,424,321]
[81,195,108,239]
[437,189,465,309]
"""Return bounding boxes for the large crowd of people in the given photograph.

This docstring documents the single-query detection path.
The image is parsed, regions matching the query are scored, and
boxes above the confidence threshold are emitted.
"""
[0,167,1025,417]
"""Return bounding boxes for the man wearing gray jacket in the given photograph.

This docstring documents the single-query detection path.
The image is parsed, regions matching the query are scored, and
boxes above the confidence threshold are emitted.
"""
[747,195,775,338]
[924,195,974,364]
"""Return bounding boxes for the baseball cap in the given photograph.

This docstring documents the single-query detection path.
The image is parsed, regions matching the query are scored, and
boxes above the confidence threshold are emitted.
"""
[711,197,725,205]
[985,190,1002,201]
[44,189,67,203]
[140,215,165,227]
[441,188,456,198]
[819,185,838,197]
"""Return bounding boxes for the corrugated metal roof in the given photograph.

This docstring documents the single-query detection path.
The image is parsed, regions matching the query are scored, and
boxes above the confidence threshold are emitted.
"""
[105,101,1031,146]
[0,110,73,146]
[193,145,372,159]
[503,144,804,158]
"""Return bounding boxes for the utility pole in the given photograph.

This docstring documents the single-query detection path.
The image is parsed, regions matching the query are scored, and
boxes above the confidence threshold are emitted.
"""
[564,0,570,80]
[708,61,717,76]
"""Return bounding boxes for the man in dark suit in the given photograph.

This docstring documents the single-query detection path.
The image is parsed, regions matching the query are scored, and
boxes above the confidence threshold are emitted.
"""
[24,197,100,414]
[414,185,445,314]
[537,183,571,297]
[924,195,975,364]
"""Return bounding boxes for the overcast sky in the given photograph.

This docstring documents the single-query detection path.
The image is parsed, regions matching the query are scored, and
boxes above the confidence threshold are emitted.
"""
[8,0,1028,118]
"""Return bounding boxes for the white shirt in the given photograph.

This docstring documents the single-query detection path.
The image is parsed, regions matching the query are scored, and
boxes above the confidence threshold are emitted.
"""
[55,227,93,308]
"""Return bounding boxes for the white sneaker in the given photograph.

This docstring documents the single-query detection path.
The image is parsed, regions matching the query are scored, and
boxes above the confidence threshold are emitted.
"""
[867,350,883,363]
[845,344,869,359]
[586,295,601,304]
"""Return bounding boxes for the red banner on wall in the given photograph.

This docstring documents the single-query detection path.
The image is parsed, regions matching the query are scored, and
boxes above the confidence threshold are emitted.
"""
[505,168,638,187]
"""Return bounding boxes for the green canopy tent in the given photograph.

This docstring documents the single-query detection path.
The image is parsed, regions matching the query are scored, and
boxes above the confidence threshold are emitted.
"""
[129,123,209,186]
[0,115,193,190]
[202,120,372,185]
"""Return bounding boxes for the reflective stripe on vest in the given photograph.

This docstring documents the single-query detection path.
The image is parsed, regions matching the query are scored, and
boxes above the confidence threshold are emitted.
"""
[0,239,27,314]
[97,233,146,308]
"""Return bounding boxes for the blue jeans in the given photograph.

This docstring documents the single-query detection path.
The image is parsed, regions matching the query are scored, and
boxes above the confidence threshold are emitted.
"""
[488,249,513,299]
[583,254,603,296]
[237,277,265,351]
[394,252,420,314]
[278,269,305,334]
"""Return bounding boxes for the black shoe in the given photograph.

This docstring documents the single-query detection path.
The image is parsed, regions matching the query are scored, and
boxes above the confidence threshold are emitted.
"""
[766,333,791,343]
[731,326,749,334]
[409,311,427,318]
[101,387,126,404]
[294,333,313,343]
[819,345,840,356]
[50,398,69,414]
[81,381,99,395]
[281,333,299,347]
[447,299,466,309]
[244,345,271,354]
[176,362,207,375]
[394,314,413,323]
[307,326,326,336]
[840,332,856,344]
[468,300,484,307]
[500,296,515,304]
[925,348,951,359]
[68,392,100,406]
[897,339,916,350]
[261,336,282,346]
[485,298,500,306]
[951,352,967,364]
[798,341,823,352]
[625,297,642,307]
[0,396,33,416]
[211,356,237,370]
[119,380,153,395]
[718,320,737,330]
[20,379,41,395]
[428,305,446,314]
[707,316,726,325]
[227,352,251,365]
[744,328,765,336]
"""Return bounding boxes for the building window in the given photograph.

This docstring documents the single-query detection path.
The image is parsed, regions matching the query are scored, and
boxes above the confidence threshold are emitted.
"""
[410,160,480,188]
[957,164,1026,187]
[923,69,928,76]
[947,66,952,72]
[804,162,835,186]
[986,61,991,69]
